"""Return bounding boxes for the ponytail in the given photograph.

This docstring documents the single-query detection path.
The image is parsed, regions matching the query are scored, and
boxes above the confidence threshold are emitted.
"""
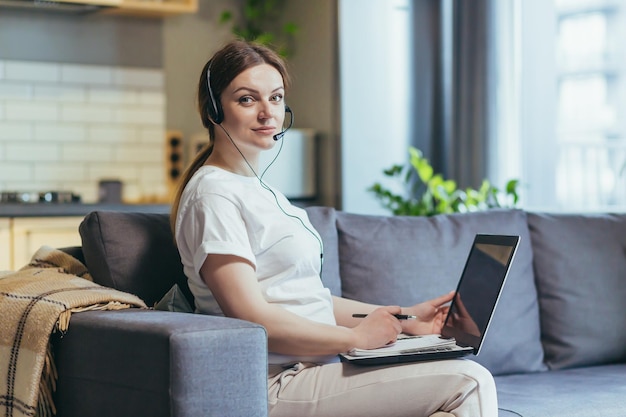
[169,142,214,236]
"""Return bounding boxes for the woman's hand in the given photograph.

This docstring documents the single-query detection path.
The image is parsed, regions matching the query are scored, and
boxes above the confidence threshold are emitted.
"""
[401,291,455,335]
[351,306,404,350]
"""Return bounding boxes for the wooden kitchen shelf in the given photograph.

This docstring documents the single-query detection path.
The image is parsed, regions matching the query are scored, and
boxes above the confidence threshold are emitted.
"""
[0,0,197,17]
[103,0,197,16]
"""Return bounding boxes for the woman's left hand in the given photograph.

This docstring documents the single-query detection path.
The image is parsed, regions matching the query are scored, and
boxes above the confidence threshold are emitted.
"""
[400,291,455,335]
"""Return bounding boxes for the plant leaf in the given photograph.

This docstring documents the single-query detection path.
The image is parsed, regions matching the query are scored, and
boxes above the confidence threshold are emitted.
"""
[255,32,275,45]
[369,146,521,216]
[283,22,299,35]
[219,10,233,24]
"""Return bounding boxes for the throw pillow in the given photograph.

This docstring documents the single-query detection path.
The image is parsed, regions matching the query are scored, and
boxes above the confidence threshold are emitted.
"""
[529,212,626,369]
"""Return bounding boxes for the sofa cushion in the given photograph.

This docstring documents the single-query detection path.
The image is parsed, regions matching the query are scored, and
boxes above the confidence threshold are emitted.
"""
[528,212,626,370]
[495,363,626,417]
[336,209,546,376]
[305,206,341,296]
[80,211,193,307]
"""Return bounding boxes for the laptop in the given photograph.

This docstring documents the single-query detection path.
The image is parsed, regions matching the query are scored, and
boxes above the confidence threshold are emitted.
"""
[339,234,520,366]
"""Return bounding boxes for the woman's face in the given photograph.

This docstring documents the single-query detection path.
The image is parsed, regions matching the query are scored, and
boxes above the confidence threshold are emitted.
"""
[218,63,286,153]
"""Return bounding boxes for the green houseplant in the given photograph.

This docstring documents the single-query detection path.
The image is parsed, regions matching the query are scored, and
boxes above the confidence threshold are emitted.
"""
[219,0,299,57]
[369,146,520,216]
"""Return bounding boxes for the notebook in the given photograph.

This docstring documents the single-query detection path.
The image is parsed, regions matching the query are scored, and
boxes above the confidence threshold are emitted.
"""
[339,234,520,366]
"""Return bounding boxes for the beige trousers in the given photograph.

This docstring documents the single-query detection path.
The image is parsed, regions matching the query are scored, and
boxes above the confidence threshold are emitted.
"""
[268,359,498,417]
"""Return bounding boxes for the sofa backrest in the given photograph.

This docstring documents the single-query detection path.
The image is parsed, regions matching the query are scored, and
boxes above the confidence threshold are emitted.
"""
[79,211,193,307]
[333,208,547,376]
[78,207,338,309]
[79,207,552,377]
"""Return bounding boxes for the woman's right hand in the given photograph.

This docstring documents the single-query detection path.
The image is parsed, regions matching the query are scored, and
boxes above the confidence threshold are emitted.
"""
[351,306,403,350]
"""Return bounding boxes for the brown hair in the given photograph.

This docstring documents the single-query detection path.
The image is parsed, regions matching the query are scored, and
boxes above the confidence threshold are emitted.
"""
[170,40,291,234]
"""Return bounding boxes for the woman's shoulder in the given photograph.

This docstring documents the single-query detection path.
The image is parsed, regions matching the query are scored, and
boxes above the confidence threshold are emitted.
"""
[179,166,261,212]
[190,166,257,194]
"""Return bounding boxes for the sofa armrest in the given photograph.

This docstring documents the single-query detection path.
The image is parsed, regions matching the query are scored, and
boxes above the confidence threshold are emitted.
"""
[53,309,268,417]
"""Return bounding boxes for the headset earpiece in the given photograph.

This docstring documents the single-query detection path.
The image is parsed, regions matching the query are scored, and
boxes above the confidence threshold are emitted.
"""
[206,66,224,124]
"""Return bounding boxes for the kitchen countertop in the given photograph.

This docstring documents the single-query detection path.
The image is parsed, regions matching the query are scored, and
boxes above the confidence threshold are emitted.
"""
[0,203,171,218]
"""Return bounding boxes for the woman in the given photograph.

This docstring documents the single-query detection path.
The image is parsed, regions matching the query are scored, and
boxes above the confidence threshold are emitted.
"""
[172,40,498,417]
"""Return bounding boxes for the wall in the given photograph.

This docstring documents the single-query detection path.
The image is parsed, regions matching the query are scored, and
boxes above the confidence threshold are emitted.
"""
[0,1,340,207]
[282,0,340,207]
[0,9,162,66]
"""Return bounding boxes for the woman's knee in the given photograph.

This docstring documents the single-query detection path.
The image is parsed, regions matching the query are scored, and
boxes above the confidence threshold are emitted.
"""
[446,359,496,388]
[460,360,497,391]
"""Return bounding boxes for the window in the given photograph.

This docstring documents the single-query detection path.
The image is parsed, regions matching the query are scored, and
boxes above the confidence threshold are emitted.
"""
[339,0,412,214]
[497,0,626,211]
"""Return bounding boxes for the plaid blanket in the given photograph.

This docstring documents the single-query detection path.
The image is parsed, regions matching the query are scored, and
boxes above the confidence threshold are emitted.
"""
[0,246,147,417]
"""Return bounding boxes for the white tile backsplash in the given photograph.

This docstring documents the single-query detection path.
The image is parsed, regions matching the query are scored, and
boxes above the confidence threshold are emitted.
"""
[61,64,112,85]
[6,102,58,121]
[87,88,138,104]
[0,82,33,100]
[5,61,60,82]
[138,90,166,106]
[114,143,164,163]
[61,143,113,162]
[34,123,86,142]
[0,162,32,181]
[88,125,138,143]
[139,127,165,143]
[34,85,86,102]
[112,106,163,125]
[0,59,167,203]
[112,67,164,88]
[61,103,113,123]
[6,142,59,161]
[0,122,32,140]
[33,163,86,181]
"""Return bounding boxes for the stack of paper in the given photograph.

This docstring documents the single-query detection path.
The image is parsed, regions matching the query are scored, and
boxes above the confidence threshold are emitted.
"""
[348,335,458,357]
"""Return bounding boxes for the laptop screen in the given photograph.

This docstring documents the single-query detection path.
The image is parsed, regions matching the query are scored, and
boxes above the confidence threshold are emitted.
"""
[441,234,519,354]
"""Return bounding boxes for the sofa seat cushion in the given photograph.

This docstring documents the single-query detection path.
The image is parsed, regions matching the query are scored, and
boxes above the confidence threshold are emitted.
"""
[336,209,545,376]
[528,212,626,370]
[495,364,626,417]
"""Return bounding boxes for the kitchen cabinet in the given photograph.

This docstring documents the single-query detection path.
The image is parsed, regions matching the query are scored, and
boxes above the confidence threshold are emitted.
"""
[0,0,197,17]
[10,217,83,271]
[0,218,10,271]
[106,0,198,17]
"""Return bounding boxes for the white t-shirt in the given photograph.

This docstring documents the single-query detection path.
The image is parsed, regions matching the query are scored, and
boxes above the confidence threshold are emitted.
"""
[175,166,337,365]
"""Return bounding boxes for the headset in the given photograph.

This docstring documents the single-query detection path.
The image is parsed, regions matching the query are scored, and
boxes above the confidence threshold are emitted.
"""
[206,65,225,124]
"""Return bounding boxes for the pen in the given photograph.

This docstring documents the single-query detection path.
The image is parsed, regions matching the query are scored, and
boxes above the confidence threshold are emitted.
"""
[352,313,417,320]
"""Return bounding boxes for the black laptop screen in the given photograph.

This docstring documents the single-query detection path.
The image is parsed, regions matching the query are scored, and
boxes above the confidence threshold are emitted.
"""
[441,234,519,353]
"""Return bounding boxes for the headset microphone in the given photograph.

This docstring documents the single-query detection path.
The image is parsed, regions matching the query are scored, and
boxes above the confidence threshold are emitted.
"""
[273,106,294,141]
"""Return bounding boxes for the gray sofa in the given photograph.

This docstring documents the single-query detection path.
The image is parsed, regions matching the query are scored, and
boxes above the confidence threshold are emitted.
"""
[52,207,626,417]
